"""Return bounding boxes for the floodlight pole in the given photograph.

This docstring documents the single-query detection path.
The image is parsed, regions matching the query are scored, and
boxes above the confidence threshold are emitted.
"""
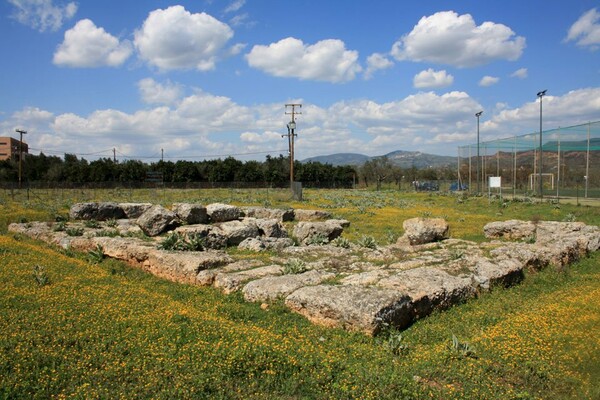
[475,111,483,194]
[537,90,546,200]
[15,129,27,189]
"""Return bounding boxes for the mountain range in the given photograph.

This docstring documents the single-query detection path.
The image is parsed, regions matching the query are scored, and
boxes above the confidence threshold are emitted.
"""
[302,150,456,169]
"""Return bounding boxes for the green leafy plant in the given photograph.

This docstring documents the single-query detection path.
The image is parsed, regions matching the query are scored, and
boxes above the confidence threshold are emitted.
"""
[65,227,84,237]
[448,334,477,359]
[306,233,329,246]
[331,236,351,249]
[95,229,120,237]
[358,235,377,249]
[53,221,67,232]
[384,331,410,356]
[283,258,308,275]
[563,213,577,222]
[84,219,100,229]
[87,244,105,264]
[105,218,119,228]
[32,264,50,287]
[158,232,205,251]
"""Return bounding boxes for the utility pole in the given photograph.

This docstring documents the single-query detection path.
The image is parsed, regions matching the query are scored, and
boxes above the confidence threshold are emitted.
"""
[113,148,116,162]
[15,129,27,189]
[285,103,302,188]
[161,148,164,162]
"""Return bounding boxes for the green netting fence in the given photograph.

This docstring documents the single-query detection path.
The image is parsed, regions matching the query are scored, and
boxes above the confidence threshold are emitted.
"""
[458,120,600,199]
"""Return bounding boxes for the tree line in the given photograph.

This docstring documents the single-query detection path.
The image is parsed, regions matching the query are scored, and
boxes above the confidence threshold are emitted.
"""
[0,153,457,189]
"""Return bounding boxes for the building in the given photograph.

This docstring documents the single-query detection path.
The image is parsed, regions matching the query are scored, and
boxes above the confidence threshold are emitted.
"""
[0,136,28,161]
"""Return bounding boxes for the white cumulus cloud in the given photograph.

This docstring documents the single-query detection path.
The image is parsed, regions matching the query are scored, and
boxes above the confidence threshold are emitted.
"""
[138,78,184,105]
[53,19,133,68]
[566,8,600,50]
[8,0,77,32]
[134,6,234,71]
[479,75,500,87]
[391,11,526,67]
[413,68,454,89]
[510,68,528,79]
[364,53,394,79]
[246,37,362,83]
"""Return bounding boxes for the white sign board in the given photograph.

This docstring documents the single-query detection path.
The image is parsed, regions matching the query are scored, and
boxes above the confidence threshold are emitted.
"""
[489,176,501,188]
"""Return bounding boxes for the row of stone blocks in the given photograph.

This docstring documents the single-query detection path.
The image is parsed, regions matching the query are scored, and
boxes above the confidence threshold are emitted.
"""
[9,202,600,336]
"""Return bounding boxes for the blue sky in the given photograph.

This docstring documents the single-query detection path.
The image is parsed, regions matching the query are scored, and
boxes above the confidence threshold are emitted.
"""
[1,0,599,161]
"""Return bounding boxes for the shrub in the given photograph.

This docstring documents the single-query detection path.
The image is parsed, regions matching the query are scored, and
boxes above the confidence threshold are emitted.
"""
[448,334,477,359]
[84,219,100,229]
[358,235,377,249]
[158,232,205,251]
[32,264,50,287]
[306,233,329,246]
[87,244,105,264]
[283,258,308,275]
[66,227,84,237]
[331,236,351,249]
[53,221,66,232]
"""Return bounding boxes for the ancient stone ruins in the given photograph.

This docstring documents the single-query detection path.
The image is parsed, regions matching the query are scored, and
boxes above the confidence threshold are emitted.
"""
[9,202,600,336]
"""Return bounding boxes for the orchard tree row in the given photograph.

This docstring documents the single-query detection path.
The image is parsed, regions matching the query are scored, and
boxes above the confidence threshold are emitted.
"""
[0,153,456,188]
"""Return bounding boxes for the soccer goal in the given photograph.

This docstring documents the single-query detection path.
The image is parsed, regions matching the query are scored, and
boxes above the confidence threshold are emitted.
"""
[529,173,554,190]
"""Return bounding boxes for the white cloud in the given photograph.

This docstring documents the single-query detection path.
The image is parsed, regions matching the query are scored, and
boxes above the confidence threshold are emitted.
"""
[138,78,184,105]
[510,68,528,79]
[479,75,500,87]
[413,68,454,89]
[10,86,600,160]
[240,131,282,143]
[364,53,394,79]
[246,37,362,83]
[53,19,133,68]
[391,11,526,67]
[134,6,234,71]
[8,0,76,32]
[224,0,246,13]
[566,8,600,50]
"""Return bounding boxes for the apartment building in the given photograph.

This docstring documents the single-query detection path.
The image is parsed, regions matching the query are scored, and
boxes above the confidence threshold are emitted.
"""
[0,136,28,161]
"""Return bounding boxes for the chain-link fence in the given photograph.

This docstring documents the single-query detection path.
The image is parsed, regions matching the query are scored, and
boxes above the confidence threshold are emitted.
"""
[458,121,600,199]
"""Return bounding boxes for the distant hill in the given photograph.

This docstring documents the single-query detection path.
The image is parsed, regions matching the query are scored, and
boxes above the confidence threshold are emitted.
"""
[302,153,371,166]
[302,150,456,168]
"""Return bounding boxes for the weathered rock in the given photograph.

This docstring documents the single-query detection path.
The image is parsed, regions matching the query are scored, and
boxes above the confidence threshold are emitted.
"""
[118,203,153,219]
[400,218,449,245]
[243,270,335,302]
[174,224,228,250]
[114,219,144,236]
[340,270,391,286]
[377,267,476,319]
[328,219,351,228]
[213,265,283,294]
[216,220,260,245]
[136,205,180,236]
[195,260,264,286]
[255,218,288,238]
[242,207,294,222]
[69,202,126,221]
[285,285,413,335]
[143,249,232,284]
[293,209,332,221]
[293,221,344,245]
[238,237,294,252]
[483,220,536,240]
[172,203,208,224]
[489,242,550,271]
[470,257,524,290]
[206,203,243,222]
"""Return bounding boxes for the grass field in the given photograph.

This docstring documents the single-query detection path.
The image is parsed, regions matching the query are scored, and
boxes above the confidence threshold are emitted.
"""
[1,188,599,399]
